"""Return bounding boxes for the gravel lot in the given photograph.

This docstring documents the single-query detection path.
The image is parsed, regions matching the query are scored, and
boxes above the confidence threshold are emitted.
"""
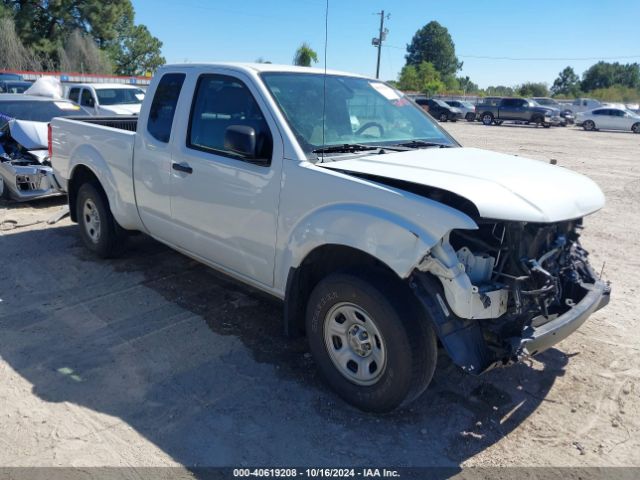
[0,122,638,469]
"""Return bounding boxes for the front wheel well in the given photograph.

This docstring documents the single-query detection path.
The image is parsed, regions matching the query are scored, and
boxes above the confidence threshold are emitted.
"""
[283,244,411,337]
[68,165,101,222]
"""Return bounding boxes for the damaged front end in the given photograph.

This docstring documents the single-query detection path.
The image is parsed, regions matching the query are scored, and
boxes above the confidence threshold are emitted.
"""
[0,120,61,202]
[411,220,611,374]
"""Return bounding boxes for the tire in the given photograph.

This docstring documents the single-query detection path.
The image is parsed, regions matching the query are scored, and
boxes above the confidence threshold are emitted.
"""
[306,271,437,413]
[494,120,503,126]
[583,120,596,131]
[543,123,551,129]
[532,115,544,127]
[632,122,640,134]
[465,113,475,122]
[481,113,494,125]
[439,113,448,122]
[76,182,127,258]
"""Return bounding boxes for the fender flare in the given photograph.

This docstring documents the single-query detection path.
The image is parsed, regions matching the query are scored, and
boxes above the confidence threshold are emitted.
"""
[68,143,139,230]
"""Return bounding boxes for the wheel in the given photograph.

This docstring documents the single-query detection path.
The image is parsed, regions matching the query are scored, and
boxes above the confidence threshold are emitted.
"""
[465,113,475,122]
[632,122,640,134]
[543,123,551,129]
[481,113,494,125]
[494,120,503,126]
[306,272,437,413]
[76,182,127,258]
[439,113,448,122]
[583,120,596,131]
[451,118,458,122]
[532,115,544,127]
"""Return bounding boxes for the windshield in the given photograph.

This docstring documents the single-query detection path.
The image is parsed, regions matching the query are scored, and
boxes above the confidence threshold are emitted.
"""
[95,88,145,105]
[261,73,457,156]
[0,100,82,125]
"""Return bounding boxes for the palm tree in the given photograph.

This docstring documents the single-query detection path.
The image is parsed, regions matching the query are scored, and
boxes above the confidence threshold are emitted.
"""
[293,42,318,67]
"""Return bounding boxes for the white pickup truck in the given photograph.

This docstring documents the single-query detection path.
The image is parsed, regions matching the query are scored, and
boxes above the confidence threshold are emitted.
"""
[50,63,610,412]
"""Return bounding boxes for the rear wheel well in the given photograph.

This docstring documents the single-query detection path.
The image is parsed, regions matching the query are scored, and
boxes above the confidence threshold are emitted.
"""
[68,165,101,222]
[284,245,410,337]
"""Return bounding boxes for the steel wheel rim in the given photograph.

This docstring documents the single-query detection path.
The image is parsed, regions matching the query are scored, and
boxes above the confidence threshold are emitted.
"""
[83,198,101,244]
[323,302,387,386]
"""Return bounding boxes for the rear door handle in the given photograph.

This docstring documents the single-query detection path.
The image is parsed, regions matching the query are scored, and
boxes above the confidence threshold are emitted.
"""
[172,162,193,174]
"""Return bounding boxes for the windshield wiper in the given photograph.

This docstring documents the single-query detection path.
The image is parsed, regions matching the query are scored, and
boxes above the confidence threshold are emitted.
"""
[394,140,452,149]
[312,143,379,154]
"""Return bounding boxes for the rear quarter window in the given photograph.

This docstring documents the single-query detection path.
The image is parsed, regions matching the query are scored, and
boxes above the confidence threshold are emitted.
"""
[147,73,186,143]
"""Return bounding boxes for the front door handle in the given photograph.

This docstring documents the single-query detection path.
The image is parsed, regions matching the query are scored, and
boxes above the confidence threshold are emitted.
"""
[172,162,193,174]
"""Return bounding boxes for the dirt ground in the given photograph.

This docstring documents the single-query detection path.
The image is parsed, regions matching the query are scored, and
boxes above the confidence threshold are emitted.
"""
[0,122,638,470]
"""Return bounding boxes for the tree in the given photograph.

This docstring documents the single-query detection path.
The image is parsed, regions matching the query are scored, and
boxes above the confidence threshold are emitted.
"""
[4,0,134,59]
[551,66,581,97]
[457,76,479,94]
[405,21,462,77]
[397,61,444,95]
[485,85,514,97]
[293,42,318,67]
[59,30,112,74]
[0,16,40,70]
[255,57,272,64]
[110,25,164,76]
[1,0,163,74]
[517,82,549,97]
[581,61,640,91]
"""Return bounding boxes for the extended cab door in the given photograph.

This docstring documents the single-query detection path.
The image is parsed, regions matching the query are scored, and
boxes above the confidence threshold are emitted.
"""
[167,70,283,287]
[133,72,187,234]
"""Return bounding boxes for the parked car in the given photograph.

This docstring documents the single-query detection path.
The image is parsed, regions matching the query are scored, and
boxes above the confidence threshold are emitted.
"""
[0,72,24,82]
[0,80,32,94]
[531,97,575,125]
[414,98,463,122]
[50,63,610,413]
[66,83,145,116]
[444,100,476,121]
[476,97,561,127]
[0,94,83,201]
[576,107,640,133]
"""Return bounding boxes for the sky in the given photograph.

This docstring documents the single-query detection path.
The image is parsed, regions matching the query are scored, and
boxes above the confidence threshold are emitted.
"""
[132,0,640,88]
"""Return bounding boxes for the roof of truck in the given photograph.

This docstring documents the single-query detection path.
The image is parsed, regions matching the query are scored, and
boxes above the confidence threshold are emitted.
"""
[159,62,369,79]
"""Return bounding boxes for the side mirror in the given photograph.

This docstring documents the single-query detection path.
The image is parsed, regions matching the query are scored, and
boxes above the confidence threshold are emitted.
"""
[224,125,269,165]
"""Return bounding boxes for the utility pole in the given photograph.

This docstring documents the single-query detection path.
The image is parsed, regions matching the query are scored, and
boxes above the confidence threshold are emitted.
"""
[372,10,390,79]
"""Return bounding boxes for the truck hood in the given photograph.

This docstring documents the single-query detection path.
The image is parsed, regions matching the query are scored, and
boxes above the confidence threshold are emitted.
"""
[319,147,605,223]
[98,104,141,115]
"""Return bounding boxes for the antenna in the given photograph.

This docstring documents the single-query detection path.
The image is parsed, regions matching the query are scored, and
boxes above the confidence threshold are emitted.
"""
[320,0,329,162]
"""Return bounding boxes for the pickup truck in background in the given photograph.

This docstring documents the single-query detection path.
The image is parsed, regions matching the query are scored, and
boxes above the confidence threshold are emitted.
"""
[476,97,562,127]
[50,63,610,412]
[531,97,575,125]
[66,83,146,116]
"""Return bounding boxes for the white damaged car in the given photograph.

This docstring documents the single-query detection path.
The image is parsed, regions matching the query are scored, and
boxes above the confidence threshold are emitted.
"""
[0,94,84,201]
[50,64,611,412]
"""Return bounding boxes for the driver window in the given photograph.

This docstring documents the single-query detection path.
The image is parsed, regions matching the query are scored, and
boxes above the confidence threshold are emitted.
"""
[187,74,272,162]
[80,89,95,107]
